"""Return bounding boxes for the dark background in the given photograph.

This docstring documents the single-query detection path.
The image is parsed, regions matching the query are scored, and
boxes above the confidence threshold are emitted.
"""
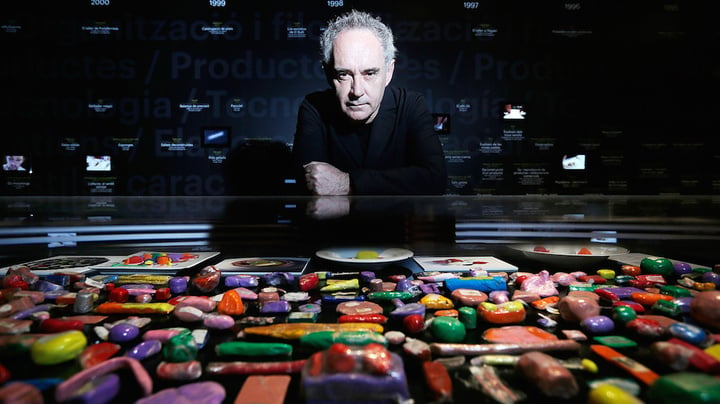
[1,0,718,196]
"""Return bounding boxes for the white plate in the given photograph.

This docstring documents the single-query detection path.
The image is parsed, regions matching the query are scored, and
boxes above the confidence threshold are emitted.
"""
[92,251,219,271]
[413,256,518,273]
[1,256,126,276]
[214,257,309,274]
[512,243,629,266]
[316,247,413,264]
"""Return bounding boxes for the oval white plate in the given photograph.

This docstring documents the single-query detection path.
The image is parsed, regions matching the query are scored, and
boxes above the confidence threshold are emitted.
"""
[512,243,628,266]
[316,247,414,264]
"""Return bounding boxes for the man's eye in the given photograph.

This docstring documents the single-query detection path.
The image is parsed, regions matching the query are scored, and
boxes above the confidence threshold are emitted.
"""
[336,72,349,80]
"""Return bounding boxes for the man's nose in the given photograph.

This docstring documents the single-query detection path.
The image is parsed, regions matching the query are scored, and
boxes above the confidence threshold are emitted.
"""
[350,78,364,97]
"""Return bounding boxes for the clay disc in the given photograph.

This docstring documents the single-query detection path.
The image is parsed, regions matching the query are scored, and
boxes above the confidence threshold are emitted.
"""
[482,325,559,344]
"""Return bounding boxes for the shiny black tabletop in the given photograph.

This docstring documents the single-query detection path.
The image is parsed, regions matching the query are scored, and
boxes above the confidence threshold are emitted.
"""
[1,195,719,268]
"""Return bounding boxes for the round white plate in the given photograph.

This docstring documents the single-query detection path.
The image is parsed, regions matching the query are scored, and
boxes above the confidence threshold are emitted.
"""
[512,243,629,266]
[316,247,414,264]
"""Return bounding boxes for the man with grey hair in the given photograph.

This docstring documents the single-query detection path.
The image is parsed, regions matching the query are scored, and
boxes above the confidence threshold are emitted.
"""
[293,9,447,195]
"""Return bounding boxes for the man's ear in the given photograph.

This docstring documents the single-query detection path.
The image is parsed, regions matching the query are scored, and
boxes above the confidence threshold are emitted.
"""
[385,59,395,86]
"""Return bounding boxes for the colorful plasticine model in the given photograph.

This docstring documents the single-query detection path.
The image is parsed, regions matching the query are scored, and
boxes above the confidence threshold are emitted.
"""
[301,342,410,403]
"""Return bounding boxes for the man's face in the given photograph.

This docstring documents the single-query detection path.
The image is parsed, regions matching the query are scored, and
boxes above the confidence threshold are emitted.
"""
[329,28,394,123]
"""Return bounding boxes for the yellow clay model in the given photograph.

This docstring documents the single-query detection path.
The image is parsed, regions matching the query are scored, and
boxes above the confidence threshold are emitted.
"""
[31,330,87,365]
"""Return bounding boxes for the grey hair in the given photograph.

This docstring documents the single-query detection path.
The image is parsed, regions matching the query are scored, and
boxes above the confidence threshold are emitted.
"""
[320,9,397,68]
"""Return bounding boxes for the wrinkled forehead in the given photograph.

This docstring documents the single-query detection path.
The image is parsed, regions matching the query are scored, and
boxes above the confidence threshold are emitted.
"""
[332,28,385,68]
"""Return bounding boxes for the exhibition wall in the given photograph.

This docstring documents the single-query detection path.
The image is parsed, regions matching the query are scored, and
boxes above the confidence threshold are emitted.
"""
[1,0,717,195]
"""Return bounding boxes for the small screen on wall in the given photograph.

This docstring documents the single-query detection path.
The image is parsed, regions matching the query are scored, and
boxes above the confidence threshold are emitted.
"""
[502,104,526,120]
[202,127,231,147]
[562,154,586,170]
[2,155,30,172]
[86,156,112,172]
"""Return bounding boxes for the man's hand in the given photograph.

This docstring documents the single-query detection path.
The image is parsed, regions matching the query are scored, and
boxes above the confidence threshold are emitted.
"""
[303,161,351,195]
